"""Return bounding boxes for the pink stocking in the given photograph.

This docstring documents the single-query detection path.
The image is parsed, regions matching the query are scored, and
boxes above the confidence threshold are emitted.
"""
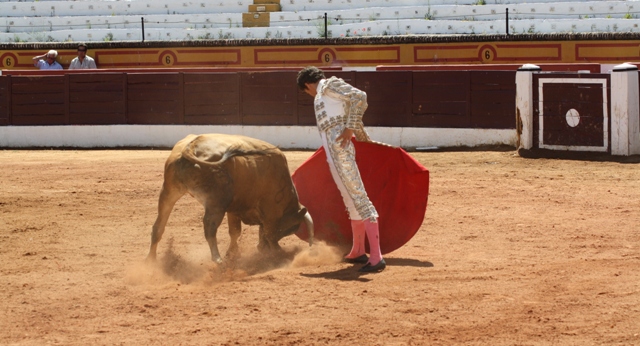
[364,218,383,265]
[345,219,366,259]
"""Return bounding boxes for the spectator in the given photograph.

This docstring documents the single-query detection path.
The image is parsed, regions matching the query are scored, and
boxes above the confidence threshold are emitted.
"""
[32,50,63,70]
[69,43,97,69]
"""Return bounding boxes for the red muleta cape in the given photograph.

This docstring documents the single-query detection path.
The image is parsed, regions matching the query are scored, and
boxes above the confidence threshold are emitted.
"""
[292,140,430,254]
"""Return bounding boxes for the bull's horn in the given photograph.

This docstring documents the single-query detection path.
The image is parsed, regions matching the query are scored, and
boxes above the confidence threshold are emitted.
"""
[303,211,314,246]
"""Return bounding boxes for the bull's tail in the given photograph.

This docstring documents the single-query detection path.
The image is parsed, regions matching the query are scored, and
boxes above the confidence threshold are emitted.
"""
[181,140,279,169]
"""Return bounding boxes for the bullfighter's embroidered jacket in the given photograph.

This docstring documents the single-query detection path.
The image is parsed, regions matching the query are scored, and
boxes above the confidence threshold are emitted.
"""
[314,76,372,143]
[313,76,378,221]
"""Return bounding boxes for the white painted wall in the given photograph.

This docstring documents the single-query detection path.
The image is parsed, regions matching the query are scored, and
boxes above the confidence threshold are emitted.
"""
[611,63,640,155]
[0,125,517,149]
[515,65,540,150]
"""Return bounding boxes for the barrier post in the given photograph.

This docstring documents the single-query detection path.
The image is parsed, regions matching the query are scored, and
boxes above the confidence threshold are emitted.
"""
[611,63,640,156]
[515,64,541,150]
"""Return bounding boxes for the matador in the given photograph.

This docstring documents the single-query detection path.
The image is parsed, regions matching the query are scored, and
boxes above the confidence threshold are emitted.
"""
[297,66,386,273]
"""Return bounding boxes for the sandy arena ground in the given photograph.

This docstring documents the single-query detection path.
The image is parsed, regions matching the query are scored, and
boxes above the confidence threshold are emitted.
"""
[1,148,639,345]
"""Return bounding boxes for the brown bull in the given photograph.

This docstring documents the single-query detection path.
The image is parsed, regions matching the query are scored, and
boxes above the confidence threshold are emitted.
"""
[146,133,314,263]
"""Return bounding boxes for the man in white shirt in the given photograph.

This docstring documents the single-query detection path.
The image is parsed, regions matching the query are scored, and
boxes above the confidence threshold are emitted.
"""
[69,43,97,70]
[32,50,63,70]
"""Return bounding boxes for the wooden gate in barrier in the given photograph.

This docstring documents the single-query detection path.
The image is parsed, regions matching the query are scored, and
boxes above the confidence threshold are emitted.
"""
[533,73,611,153]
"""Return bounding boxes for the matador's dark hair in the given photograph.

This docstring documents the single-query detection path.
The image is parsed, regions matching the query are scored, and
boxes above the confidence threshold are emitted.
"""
[297,66,325,91]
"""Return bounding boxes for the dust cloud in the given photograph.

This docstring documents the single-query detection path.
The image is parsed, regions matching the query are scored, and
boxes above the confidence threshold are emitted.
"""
[125,238,343,286]
[125,237,211,286]
[288,241,342,268]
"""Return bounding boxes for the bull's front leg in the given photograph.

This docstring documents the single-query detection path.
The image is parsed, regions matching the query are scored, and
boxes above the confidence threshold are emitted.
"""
[257,222,282,253]
[147,184,183,262]
[257,224,268,252]
[203,206,226,264]
[226,213,242,261]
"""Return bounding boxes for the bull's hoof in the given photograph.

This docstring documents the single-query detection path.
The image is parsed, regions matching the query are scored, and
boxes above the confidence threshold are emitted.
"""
[145,253,157,263]
[225,250,240,262]
[212,256,223,264]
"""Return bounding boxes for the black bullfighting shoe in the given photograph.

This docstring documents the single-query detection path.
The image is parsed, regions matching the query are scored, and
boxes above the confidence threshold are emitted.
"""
[343,254,369,264]
[358,259,386,273]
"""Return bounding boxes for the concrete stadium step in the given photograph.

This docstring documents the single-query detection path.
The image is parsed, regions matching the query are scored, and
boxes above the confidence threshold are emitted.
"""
[281,0,640,12]
[243,0,282,28]
[3,13,245,32]
[3,2,636,27]
[1,0,248,17]
[247,3,281,12]
[3,17,640,43]
[3,1,637,20]
[272,2,639,27]
[2,0,640,42]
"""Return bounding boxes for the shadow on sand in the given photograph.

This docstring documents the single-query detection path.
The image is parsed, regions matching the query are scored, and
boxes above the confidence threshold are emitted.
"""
[300,257,433,282]
[518,148,640,163]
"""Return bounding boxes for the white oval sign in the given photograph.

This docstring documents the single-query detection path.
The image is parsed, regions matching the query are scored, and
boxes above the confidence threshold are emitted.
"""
[565,108,580,127]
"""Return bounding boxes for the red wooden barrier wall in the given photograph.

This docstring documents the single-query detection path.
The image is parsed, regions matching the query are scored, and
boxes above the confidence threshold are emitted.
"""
[0,77,9,125]
[0,69,518,128]
[185,73,240,125]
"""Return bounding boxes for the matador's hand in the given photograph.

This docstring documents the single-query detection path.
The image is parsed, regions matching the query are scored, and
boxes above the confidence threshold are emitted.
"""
[336,128,354,148]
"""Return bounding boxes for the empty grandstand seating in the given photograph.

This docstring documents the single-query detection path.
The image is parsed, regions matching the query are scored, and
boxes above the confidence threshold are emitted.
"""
[1,0,640,42]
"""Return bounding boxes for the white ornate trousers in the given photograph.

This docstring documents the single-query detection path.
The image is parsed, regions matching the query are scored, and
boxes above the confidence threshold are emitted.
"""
[320,125,378,221]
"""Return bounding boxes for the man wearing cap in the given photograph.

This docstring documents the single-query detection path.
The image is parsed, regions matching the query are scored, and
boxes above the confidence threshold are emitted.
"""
[32,50,63,70]
[69,43,97,70]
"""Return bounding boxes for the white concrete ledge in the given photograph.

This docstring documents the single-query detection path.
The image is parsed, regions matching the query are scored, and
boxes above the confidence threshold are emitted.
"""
[0,125,517,149]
